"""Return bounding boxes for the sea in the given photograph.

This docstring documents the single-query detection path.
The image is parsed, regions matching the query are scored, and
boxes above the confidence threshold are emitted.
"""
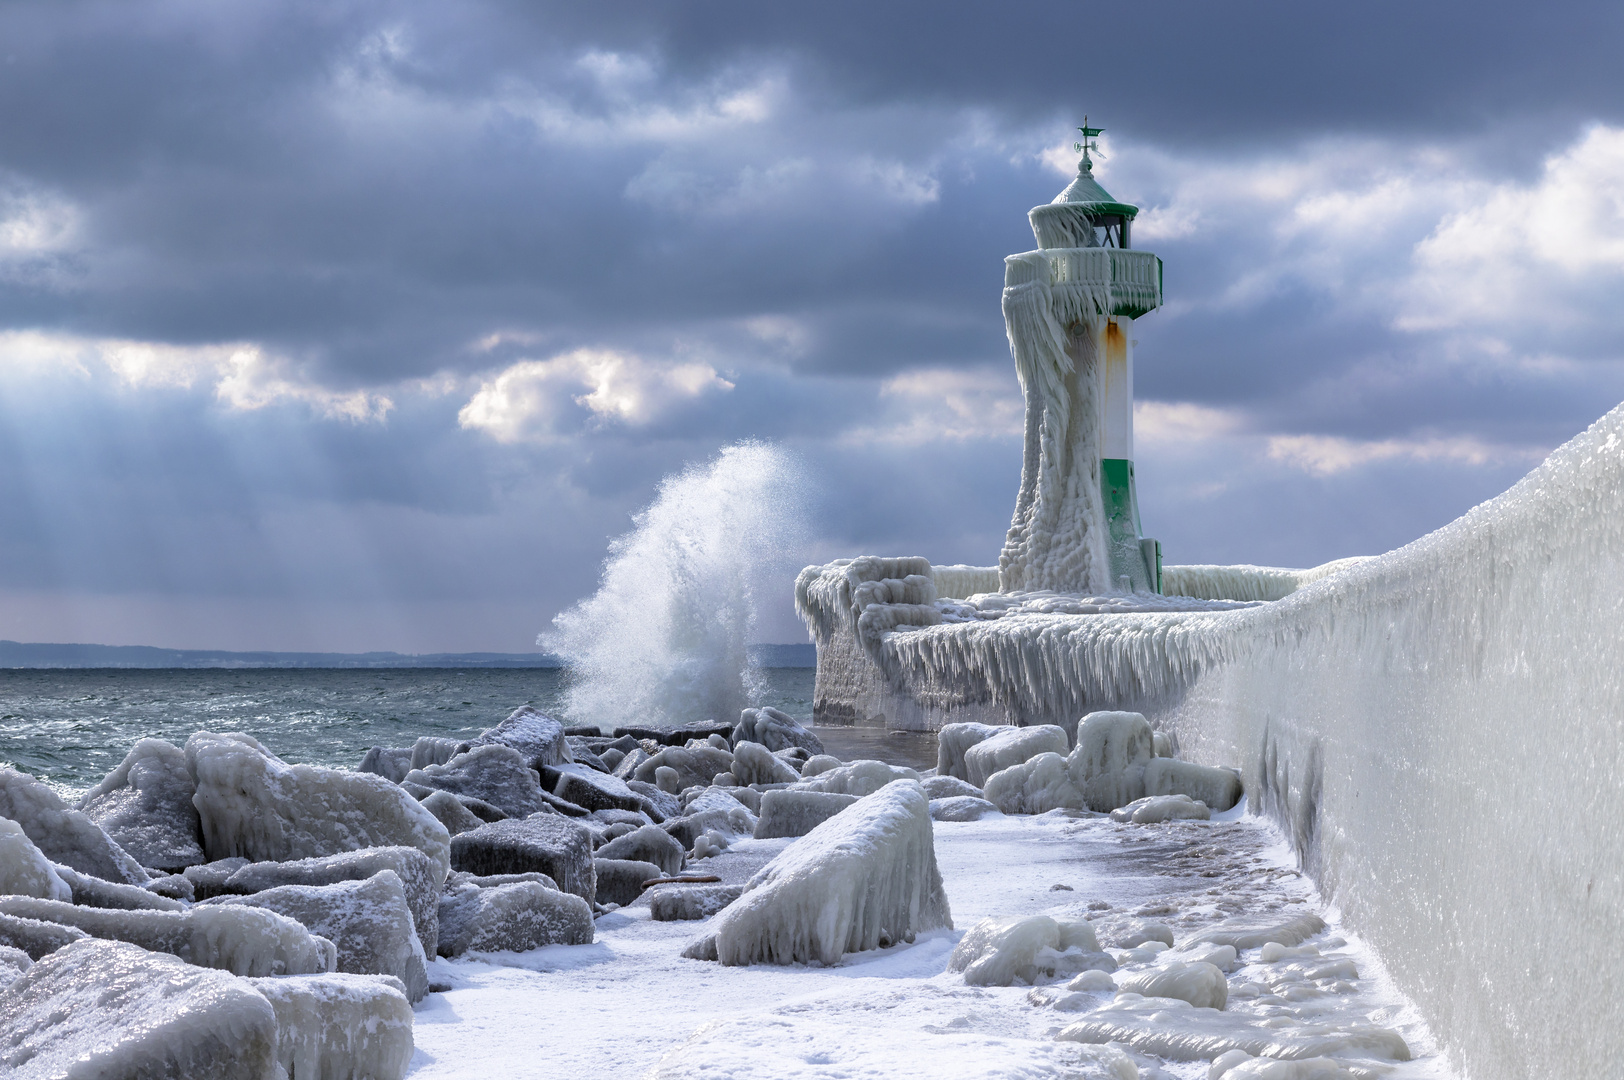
[0,667,821,796]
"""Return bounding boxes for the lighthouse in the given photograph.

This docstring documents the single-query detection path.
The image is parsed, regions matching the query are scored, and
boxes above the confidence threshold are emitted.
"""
[997,121,1164,595]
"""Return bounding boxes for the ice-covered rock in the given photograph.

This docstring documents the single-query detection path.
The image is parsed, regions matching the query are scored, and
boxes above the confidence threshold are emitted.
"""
[204,870,429,1002]
[936,722,1006,781]
[634,745,735,792]
[752,789,858,838]
[611,747,650,780]
[0,896,335,975]
[76,738,205,872]
[962,725,1070,787]
[1057,993,1410,1062]
[729,740,801,786]
[436,881,593,956]
[1116,959,1229,1008]
[48,862,186,911]
[0,939,279,1079]
[1185,913,1326,951]
[411,736,467,770]
[143,872,195,902]
[799,759,921,797]
[230,850,439,948]
[420,789,488,835]
[186,731,452,881]
[0,767,148,884]
[732,706,824,755]
[403,744,551,819]
[448,814,596,904]
[948,915,1115,986]
[593,858,664,906]
[550,764,648,814]
[565,737,611,772]
[628,780,681,820]
[0,818,71,901]
[183,856,252,900]
[1073,712,1154,779]
[1110,793,1211,823]
[359,745,415,783]
[445,869,558,890]
[595,823,685,875]
[0,911,88,959]
[1090,915,1175,949]
[648,883,745,921]
[1144,758,1243,812]
[663,788,759,849]
[983,752,1087,815]
[930,795,1002,822]
[0,944,29,990]
[683,780,951,966]
[799,753,842,778]
[470,706,570,770]
[920,774,983,800]
[1211,1055,1359,1079]
[247,972,414,1080]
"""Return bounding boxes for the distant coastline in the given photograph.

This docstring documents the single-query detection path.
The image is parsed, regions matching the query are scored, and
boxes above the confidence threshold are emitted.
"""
[0,640,816,670]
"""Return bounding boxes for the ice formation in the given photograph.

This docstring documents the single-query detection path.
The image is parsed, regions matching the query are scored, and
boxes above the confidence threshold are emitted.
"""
[634,745,736,791]
[0,944,29,990]
[729,740,800,786]
[798,759,921,797]
[0,767,149,884]
[0,911,89,959]
[596,823,686,875]
[544,443,805,728]
[961,724,1070,787]
[448,814,596,903]
[752,789,858,838]
[948,914,1114,986]
[1110,793,1211,823]
[247,972,414,1080]
[435,881,593,956]
[204,870,430,1002]
[222,846,440,959]
[1186,914,1327,951]
[469,706,570,771]
[402,744,552,818]
[0,939,280,1079]
[1211,1055,1361,1080]
[1114,959,1228,1008]
[0,896,336,975]
[684,780,951,965]
[0,818,71,901]
[648,883,745,921]
[919,775,983,800]
[1144,758,1241,811]
[186,731,451,881]
[935,722,1005,780]
[360,745,416,783]
[928,795,1001,821]
[733,706,824,755]
[551,763,648,814]
[593,857,665,906]
[76,737,206,872]
[1161,558,1371,603]
[420,790,491,835]
[48,862,186,910]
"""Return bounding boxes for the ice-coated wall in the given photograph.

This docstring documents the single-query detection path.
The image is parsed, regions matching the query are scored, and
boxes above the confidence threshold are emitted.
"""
[802,404,1624,1080]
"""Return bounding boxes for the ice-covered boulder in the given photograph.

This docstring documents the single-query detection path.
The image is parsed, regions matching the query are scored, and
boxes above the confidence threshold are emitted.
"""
[594,858,664,906]
[186,731,451,881]
[76,738,205,872]
[1144,758,1243,812]
[729,740,801,786]
[448,814,596,904]
[0,939,280,1079]
[683,780,951,966]
[962,725,1070,788]
[1116,959,1228,1008]
[1212,1054,1360,1079]
[1110,793,1212,823]
[634,745,735,792]
[1090,915,1175,949]
[799,759,921,797]
[948,915,1115,986]
[436,881,593,956]
[983,752,1087,815]
[664,788,758,848]
[752,789,858,839]
[203,870,429,1002]
[470,706,570,771]
[183,857,251,900]
[549,764,648,814]
[732,706,825,755]
[628,780,681,820]
[648,883,745,921]
[420,789,488,835]
[1183,913,1326,951]
[403,744,551,819]
[248,972,414,1080]
[936,722,1006,781]
[359,745,414,783]
[799,753,842,778]
[1073,712,1155,779]
[411,736,467,770]
[0,896,335,975]
[227,850,441,943]
[47,862,186,911]
[596,824,685,876]
[611,746,650,780]
[920,775,982,800]
[930,796,1002,822]
[0,944,29,991]
[0,818,71,901]
[0,911,88,959]
[0,767,148,884]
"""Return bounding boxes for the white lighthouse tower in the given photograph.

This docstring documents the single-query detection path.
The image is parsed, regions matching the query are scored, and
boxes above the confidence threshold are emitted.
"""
[998,121,1163,595]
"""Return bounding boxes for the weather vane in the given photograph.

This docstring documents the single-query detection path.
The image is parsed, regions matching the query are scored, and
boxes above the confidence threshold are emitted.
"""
[1073,116,1104,169]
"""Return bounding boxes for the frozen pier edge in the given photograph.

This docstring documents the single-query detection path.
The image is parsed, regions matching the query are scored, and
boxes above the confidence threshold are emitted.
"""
[798,403,1624,1080]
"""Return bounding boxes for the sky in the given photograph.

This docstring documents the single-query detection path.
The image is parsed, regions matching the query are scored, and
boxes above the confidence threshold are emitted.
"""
[1,0,1622,652]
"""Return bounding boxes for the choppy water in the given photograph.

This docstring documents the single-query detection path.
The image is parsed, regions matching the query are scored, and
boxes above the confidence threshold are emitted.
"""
[0,666,815,795]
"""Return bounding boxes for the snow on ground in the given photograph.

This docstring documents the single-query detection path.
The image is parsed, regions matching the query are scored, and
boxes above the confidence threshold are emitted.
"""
[409,805,1457,1080]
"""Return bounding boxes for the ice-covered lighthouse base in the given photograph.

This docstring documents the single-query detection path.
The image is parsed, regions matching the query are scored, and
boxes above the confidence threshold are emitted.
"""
[799,404,1624,1080]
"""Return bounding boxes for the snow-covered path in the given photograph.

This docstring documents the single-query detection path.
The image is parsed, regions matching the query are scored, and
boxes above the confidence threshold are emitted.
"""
[409,809,1454,1080]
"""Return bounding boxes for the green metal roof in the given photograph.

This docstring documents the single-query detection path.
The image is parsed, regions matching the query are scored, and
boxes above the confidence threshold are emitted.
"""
[1050,160,1139,220]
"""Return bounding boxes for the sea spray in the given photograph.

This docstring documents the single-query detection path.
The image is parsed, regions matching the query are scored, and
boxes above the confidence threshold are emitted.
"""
[544,442,806,730]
